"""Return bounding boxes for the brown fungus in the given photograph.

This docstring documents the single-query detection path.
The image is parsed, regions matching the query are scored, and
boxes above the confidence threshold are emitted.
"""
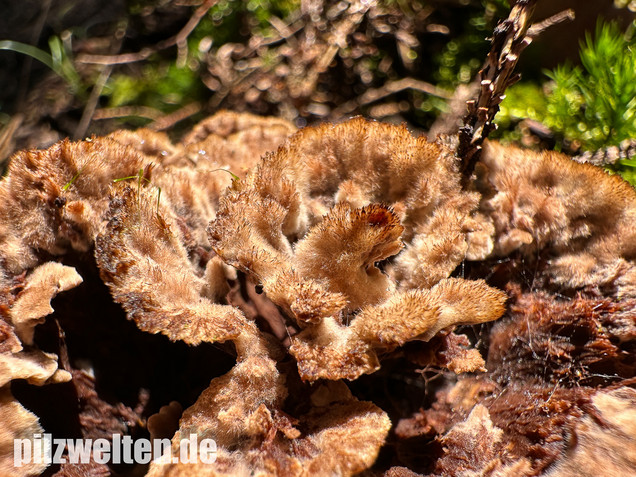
[392,279,636,475]
[473,140,636,296]
[0,112,297,476]
[208,118,507,381]
[95,185,257,346]
[93,166,392,477]
[0,262,81,476]
[3,97,634,477]
[94,185,392,477]
[0,111,294,288]
[543,387,636,477]
[0,137,149,279]
[0,262,80,388]
[0,387,49,477]
[9,262,83,345]
[146,378,391,477]
[87,117,509,475]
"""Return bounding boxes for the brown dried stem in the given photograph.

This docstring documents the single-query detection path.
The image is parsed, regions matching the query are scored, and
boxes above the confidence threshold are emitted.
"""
[458,0,538,187]
[333,77,449,117]
[76,0,218,66]
[527,9,575,39]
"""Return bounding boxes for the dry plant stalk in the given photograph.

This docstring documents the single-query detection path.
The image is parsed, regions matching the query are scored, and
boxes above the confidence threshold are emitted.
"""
[457,0,538,186]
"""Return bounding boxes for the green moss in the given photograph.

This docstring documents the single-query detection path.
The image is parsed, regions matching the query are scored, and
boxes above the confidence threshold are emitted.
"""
[496,83,548,127]
[105,62,203,113]
[496,20,636,186]
[542,22,636,151]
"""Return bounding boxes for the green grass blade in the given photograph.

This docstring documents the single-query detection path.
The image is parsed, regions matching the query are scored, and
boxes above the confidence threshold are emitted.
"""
[211,168,240,182]
[0,40,57,73]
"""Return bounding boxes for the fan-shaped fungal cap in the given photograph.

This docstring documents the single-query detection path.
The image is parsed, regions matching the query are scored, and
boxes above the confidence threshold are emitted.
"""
[9,262,83,345]
[474,140,636,295]
[209,118,507,381]
[1,262,78,389]
[95,186,254,346]
[0,263,80,476]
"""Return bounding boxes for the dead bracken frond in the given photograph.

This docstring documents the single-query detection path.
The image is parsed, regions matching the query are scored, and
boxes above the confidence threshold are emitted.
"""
[458,0,538,186]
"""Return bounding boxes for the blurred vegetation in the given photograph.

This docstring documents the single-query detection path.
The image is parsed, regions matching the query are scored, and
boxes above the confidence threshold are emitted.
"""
[0,35,83,96]
[0,0,635,183]
[1,0,517,137]
[433,0,508,87]
[104,0,302,118]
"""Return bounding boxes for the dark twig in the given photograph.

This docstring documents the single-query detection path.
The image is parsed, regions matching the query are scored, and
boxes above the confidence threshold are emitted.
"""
[76,0,217,66]
[333,77,450,117]
[0,114,23,165]
[74,25,126,139]
[92,105,163,121]
[74,63,114,139]
[457,0,538,188]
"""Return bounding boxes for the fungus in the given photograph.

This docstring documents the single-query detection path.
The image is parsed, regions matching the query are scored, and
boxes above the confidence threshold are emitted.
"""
[434,404,532,477]
[0,387,48,477]
[543,387,636,477]
[0,112,298,475]
[94,183,392,476]
[0,111,295,288]
[209,118,507,381]
[395,380,636,477]
[487,286,636,385]
[0,137,148,278]
[0,262,79,389]
[146,379,391,476]
[0,262,81,476]
[1,106,634,476]
[95,186,253,346]
[175,110,297,177]
[5,0,636,471]
[473,140,636,296]
[9,262,83,345]
[87,116,506,474]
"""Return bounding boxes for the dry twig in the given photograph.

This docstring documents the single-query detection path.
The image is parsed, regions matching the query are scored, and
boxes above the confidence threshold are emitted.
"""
[457,0,538,187]
[76,0,218,66]
[149,102,203,131]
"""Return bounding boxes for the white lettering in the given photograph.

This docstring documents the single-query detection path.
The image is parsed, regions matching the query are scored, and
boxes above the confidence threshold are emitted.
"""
[134,438,152,464]
[66,439,92,464]
[53,439,66,464]
[199,438,217,464]
[92,439,110,464]
[13,434,219,466]
[13,439,31,467]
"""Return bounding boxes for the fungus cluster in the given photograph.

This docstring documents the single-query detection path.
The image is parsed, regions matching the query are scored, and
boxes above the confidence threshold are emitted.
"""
[473,141,636,296]
[0,111,635,476]
[208,118,507,383]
